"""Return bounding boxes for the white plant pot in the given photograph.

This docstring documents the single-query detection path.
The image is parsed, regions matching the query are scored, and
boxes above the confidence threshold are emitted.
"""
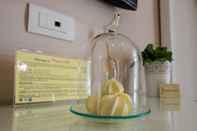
[144,62,172,97]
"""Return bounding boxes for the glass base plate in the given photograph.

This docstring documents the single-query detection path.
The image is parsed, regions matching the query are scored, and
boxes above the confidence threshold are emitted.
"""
[69,104,151,123]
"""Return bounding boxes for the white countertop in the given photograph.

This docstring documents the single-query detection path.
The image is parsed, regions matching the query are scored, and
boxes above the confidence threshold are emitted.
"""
[0,98,197,131]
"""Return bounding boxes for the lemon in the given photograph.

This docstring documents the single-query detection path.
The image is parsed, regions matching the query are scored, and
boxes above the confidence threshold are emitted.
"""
[111,93,132,116]
[111,96,125,115]
[117,93,132,113]
[98,93,132,116]
[101,79,124,96]
[86,79,132,116]
[99,95,116,115]
[86,96,98,114]
[121,103,130,115]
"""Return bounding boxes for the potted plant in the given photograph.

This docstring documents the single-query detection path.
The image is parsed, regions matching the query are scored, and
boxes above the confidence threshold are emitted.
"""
[141,44,173,97]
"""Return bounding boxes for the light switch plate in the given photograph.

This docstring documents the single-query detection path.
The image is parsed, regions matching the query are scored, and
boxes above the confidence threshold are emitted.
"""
[28,3,75,41]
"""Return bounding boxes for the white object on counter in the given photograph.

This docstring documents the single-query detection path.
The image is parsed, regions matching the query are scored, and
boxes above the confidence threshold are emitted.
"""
[145,62,172,97]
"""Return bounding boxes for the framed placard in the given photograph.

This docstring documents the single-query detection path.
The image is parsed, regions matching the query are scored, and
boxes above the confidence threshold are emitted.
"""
[14,50,91,104]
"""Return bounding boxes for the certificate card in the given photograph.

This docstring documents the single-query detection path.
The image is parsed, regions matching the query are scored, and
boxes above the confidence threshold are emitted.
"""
[14,50,91,104]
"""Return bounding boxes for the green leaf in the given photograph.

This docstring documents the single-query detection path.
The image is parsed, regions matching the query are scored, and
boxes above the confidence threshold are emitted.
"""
[141,44,173,64]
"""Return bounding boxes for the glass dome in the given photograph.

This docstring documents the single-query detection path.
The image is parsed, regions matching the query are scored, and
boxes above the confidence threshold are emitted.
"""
[90,32,141,97]
[69,31,150,122]
[69,11,150,122]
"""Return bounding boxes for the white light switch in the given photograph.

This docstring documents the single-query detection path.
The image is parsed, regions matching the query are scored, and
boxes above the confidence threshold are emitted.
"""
[28,3,75,41]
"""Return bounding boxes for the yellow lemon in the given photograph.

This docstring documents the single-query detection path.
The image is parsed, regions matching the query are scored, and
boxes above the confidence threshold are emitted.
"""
[98,93,132,116]
[99,95,116,116]
[111,96,124,115]
[111,93,132,116]
[101,79,124,96]
[86,96,98,114]
[121,103,130,115]
[86,79,132,116]
[117,93,132,113]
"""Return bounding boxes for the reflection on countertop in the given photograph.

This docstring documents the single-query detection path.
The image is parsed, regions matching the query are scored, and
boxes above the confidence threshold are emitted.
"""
[0,98,197,131]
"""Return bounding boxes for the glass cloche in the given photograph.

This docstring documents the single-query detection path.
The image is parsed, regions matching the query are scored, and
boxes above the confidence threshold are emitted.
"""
[90,32,141,99]
[70,11,150,122]
[90,11,146,106]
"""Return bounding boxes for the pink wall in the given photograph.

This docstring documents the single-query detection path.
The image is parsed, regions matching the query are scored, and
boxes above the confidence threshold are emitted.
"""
[0,0,159,104]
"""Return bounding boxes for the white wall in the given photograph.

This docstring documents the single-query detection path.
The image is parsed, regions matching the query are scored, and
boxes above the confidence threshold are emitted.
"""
[0,0,159,104]
[168,0,197,99]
